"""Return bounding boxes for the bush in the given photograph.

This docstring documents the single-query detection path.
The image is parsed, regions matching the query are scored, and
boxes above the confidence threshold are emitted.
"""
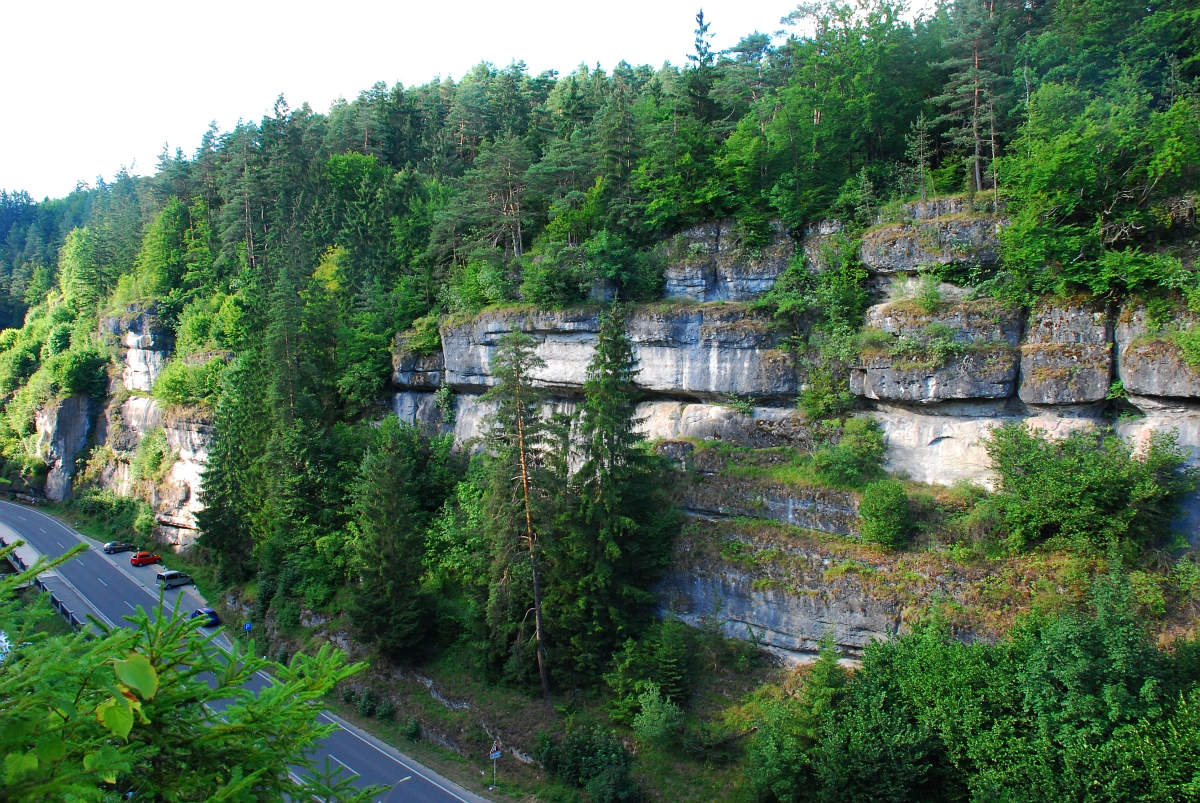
[130,428,175,484]
[814,417,886,487]
[631,684,684,746]
[402,314,442,355]
[986,423,1198,553]
[858,480,913,548]
[375,697,395,721]
[355,688,378,718]
[153,357,226,407]
[537,727,640,803]
[799,367,856,421]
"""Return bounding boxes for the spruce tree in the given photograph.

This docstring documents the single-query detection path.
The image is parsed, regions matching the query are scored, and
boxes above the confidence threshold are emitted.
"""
[547,306,676,680]
[349,418,441,658]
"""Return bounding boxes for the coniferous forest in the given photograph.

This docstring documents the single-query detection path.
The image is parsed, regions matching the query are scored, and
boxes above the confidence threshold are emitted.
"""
[3,0,1200,800]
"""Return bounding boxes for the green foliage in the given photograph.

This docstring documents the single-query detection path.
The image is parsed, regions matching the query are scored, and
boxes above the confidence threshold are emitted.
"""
[129,427,175,484]
[798,367,855,421]
[811,578,1200,802]
[0,547,376,802]
[347,418,460,658]
[857,480,913,549]
[402,314,442,355]
[631,683,685,746]
[745,646,847,803]
[606,620,695,720]
[986,423,1198,553]
[537,726,640,803]
[152,357,226,407]
[813,417,886,487]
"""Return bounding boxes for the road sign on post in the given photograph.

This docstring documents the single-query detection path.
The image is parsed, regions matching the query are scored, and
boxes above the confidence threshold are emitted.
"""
[489,740,502,789]
[243,622,252,632]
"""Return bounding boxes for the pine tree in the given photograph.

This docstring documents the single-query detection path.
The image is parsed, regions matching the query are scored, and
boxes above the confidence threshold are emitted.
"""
[933,0,1005,196]
[481,329,553,698]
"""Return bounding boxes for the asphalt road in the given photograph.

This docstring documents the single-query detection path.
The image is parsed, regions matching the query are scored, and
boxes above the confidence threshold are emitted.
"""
[0,499,491,803]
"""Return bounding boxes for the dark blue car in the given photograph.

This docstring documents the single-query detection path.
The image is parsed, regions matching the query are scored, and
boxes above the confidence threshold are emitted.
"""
[190,607,220,627]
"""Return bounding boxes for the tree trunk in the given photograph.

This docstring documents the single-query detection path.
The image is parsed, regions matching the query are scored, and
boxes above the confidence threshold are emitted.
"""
[514,375,551,701]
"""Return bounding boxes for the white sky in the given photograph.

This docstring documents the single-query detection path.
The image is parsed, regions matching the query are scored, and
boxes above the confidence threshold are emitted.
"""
[3,0,800,201]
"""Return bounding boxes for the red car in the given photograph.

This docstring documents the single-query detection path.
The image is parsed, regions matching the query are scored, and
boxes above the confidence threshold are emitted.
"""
[130,551,161,567]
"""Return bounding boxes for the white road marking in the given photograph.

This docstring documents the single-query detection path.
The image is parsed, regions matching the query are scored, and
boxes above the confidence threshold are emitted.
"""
[56,542,64,549]
[39,528,46,533]
[98,577,107,587]
[17,515,25,521]
[317,713,473,803]
[124,601,136,611]
[327,754,354,772]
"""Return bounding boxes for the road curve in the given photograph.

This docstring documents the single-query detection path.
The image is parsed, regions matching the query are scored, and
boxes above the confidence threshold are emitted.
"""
[0,500,492,803]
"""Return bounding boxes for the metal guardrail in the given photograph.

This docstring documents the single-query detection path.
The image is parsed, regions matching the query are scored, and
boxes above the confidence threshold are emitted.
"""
[0,535,85,631]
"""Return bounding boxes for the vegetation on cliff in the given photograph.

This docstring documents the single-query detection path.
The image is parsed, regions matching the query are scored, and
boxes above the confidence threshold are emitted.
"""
[0,0,1197,799]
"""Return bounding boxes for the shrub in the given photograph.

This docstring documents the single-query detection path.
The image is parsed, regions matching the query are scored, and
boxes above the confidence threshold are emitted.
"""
[814,417,886,487]
[401,717,421,741]
[537,727,639,803]
[631,684,684,746]
[153,357,226,407]
[402,314,442,356]
[375,697,395,721]
[858,479,913,548]
[799,367,856,421]
[130,428,175,484]
[355,688,378,718]
[986,423,1197,553]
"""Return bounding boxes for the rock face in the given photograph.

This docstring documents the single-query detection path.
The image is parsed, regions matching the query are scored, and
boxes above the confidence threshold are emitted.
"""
[1115,304,1200,398]
[35,395,92,502]
[102,307,173,393]
[440,305,797,402]
[851,299,1021,403]
[859,215,1002,273]
[392,342,443,390]
[662,569,899,660]
[664,220,794,302]
[1019,299,1113,404]
[152,413,214,550]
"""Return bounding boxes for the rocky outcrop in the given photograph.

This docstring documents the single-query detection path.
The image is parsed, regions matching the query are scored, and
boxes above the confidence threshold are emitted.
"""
[35,395,92,502]
[1019,299,1112,404]
[851,299,1021,403]
[396,388,821,453]
[859,215,1002,273]
[439,305,797,402]
[1115,304,1200,398]
[635,401,816,449]
[392,342,443,390]
[673,445,860,536]
[152,412,214,550]
[101,306,173,393]
[664,220,794,302]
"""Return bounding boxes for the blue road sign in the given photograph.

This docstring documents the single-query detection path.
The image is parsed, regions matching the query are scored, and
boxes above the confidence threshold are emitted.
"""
[489,750,502,760]
[243,622,252,632]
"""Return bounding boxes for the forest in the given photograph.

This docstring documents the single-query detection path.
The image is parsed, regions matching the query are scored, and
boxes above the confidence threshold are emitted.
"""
[2,0,1200,799]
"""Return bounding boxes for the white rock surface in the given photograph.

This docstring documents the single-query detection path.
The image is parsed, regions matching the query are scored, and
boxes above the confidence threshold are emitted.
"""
[122,348,167,393]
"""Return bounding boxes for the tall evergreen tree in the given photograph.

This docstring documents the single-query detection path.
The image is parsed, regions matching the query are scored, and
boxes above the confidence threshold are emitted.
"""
[547,307,676,679]
[481,330,554,698]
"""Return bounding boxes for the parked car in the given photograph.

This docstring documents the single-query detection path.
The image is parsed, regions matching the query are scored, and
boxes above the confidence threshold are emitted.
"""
[102,541,136,554]
[130,551,161,567]
[156,570,194,589]
[190,607,220,626]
